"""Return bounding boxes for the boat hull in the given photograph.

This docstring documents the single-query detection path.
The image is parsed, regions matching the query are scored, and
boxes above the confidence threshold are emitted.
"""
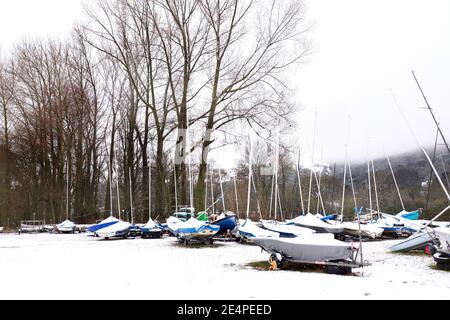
[212,215,237,235]
[389,231,434,252]
[253,236,354,262]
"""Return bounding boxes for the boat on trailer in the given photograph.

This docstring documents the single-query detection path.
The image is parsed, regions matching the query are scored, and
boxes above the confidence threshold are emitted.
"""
[141,219,163,239]
[56,220,77,234]
[168,217,220,244]
[88,216,119,233]
[212,212,238,235]
[253,235,369,275]
[96,220,131,240]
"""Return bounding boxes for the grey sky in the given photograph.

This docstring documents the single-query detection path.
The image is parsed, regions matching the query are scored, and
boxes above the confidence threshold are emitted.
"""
[1,0,449,167]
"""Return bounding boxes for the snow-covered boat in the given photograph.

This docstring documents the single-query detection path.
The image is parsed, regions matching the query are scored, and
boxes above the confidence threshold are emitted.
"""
[435,227,450,255]
[341,222,384,239]
[396,210,420,221]
[88,216,119,233]
[212,212,238,235]
[141,219,163,239]
[261,220,315,238]
[288,213,344,234]
[168,218,220,242]
[235,220,279,241]
[368,214,420,236]
[56,220,76,234]
[253,234,354,263]
[389,229,435,252]
[433,227,450,270]
[96,220,131,239]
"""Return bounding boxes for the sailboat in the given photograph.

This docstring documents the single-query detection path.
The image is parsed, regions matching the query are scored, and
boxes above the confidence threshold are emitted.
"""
[90,148,130,239]
[236,138,280,242]
[141,163,163,239]
[167,122,220,244]
[56,158,77,234]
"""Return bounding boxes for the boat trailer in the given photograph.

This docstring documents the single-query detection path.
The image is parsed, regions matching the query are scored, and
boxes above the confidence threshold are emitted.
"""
[265,249,371,275]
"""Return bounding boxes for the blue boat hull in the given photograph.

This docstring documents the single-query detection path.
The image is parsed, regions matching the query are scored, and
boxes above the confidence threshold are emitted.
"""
[88,221,118,233]
[212,215,237,235]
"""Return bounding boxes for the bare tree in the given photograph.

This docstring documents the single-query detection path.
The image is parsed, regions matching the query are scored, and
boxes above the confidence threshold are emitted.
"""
[193,0,309,210]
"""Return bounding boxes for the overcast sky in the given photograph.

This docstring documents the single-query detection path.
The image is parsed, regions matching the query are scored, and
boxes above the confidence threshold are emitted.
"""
[1,0,449,166]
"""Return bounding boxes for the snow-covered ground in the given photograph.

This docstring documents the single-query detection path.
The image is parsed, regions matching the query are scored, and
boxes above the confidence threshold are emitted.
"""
[0,233,448,300]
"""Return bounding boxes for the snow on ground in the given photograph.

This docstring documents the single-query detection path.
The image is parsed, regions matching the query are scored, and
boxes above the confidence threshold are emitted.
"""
[0,233,449,300]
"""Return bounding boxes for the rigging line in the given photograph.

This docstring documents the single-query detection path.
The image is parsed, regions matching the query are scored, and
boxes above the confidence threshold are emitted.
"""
[297,148,305,215]
[390,89,450,201]
[246,137,254,221]
[425,127,439,211]
[412,71,450,155]
[440,155,450,192]
[385,152,405,211]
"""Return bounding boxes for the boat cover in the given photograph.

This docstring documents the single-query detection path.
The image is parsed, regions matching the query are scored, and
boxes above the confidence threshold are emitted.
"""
[253,235,353,262]
[288,213,344,234]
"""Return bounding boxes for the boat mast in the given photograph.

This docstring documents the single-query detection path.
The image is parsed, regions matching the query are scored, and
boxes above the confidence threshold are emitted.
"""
[296,149,305,215]
[246,139,254,220]
[425,127,439,212]
[66,156,69,221]
[204,171,208,212]
[269,167,275,219]
[129,168,134,224]
[308,112,318,214]
[210,167,215,215]
[233,174,240,216]
[347,146,364,267]
[251,172,263,220]
[113,153,121,220]
[386,153,405,211]
[371,158,381,214]
[391,89,450,201]
[440,155,450,192]
[107,149,113,217]
[173,166,178,212]
[412,71,450,154]
[219,168,226,212]
[367,161,373,214]
[340,157,347,222]
[149,163,152,221]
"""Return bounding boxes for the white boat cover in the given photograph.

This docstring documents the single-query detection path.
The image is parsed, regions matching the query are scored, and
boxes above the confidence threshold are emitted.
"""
[389,230,435,252]
[342,222,384,239]
[289,213,344,234]
[168,218,220,239]
[261,220,315,237]
[96,221,131,238]
[435,227,450,255]
[56,220,76,232]
[237,220,279,239]
[253,235,354,262]
[143,219,157,230]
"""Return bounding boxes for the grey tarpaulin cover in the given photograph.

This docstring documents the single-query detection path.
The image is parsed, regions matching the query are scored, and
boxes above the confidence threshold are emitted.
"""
[253,235,353,262]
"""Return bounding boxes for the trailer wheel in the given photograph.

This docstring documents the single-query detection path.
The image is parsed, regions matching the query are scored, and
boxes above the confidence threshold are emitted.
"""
[436,262,450,271]
[325,265,352,275]
[269,254,283,269]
